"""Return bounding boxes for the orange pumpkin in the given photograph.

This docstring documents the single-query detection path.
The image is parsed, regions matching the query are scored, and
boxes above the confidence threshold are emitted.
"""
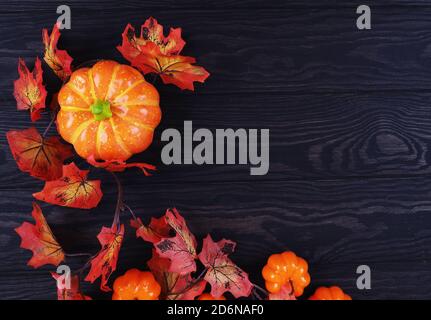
[112,269,161,300]
[57,60,161,161]
[309,286,352,300]
[262,251,310,297]
[197,293,226,300]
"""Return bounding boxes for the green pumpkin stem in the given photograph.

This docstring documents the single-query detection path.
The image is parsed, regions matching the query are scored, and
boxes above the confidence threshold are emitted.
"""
[91,99,112,121]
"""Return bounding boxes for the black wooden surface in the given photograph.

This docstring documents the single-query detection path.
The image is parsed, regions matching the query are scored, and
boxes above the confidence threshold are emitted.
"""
[1,0,431,300]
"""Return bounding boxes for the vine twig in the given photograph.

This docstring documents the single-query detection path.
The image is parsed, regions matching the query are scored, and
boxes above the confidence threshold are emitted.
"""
[252,283,269,297]
[65,252,93,258]
[110,171,123,228]
[122,203,137,220]
[42,115,56,138]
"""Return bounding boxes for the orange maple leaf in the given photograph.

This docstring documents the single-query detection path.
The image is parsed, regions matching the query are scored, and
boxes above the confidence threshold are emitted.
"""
[118,18,209,91]
[198,235,253,298]
[132,208,198,275]
[148,250,206,300]
[42,23,73,81]
[13,57,47,122]
[133,53,210,91]
[85,224,124,292]
[15,202,65,268]
[6,127,74,181]
[154,208,198,275]
[130,215,170,244]
[33,162,103,209]
[117,17,185,60]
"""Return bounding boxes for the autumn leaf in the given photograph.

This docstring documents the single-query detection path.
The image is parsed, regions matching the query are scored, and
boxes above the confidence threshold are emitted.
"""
[42,23,73,80]
[130,216,170,244]
[133,53,210,91]
[13,58,47,122]
[268,283,296,300]
[51,272,92,300]
[15,202,65,268]
[167,273,206,300]
[117,17,209,91]
[155,208,198,275]
[117,17,185,61]
[198,235,252,298]
[86,155,156,176]
[33,162,102,209]
[148,250,206,300]
[7,127,74,181]
[85,224,124,292]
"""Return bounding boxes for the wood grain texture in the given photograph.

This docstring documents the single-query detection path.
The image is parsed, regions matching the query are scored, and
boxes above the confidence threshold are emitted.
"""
[1,0,431,300]
[1,176,431,299]
[3,7,431,95]
[4,92,431,186]
[2,0,431,12]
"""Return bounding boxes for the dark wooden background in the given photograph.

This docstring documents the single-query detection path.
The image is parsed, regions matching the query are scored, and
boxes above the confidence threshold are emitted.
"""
[1,0,431,300]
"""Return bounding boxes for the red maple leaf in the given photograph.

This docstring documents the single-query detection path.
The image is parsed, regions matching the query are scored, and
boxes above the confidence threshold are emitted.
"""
[13,58,47,122]
[154,208,198,275]
[33,162,103,209]
[133,52,210,91]
[42,23,73,80]
[117,17,185,60]
[51,272,91,300]
[148,250,206,300]
[15,202,65,268]
[6,127,74,181]
[117,18,209,91]
[198,235,252,298]
[130,216,170,244]
[86,155,156,176]
[85,224,124,292]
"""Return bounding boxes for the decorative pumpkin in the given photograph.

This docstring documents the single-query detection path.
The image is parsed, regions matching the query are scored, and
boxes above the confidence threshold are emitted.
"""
[309,286,352,300]
[57,60,161,161]
[197,293,226,300]
[112,268,161,300]
[262,251,310,297]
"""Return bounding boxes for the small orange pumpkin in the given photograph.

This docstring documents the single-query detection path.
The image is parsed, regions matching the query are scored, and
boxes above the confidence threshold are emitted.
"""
[309,286,352,300]
[112,269,161,300]
[197,293,226,300]
[57,60,161,161]
[262,251,310,297]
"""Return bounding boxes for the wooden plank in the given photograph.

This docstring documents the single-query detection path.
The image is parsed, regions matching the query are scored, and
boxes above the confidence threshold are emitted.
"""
[2,7,431,94]
[3,91,431,187]
[1,176,431,299]
[1,1,431,12]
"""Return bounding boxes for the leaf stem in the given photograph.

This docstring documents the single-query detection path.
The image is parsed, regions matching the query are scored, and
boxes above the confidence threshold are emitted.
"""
[252,283,269,296]
[196,267,208,281]
[42,116,56,138]
[122,203,137,220]
[167,267,208,299]
[110,171,123,228]
[252,288,264,300]
[65,252,93,258]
